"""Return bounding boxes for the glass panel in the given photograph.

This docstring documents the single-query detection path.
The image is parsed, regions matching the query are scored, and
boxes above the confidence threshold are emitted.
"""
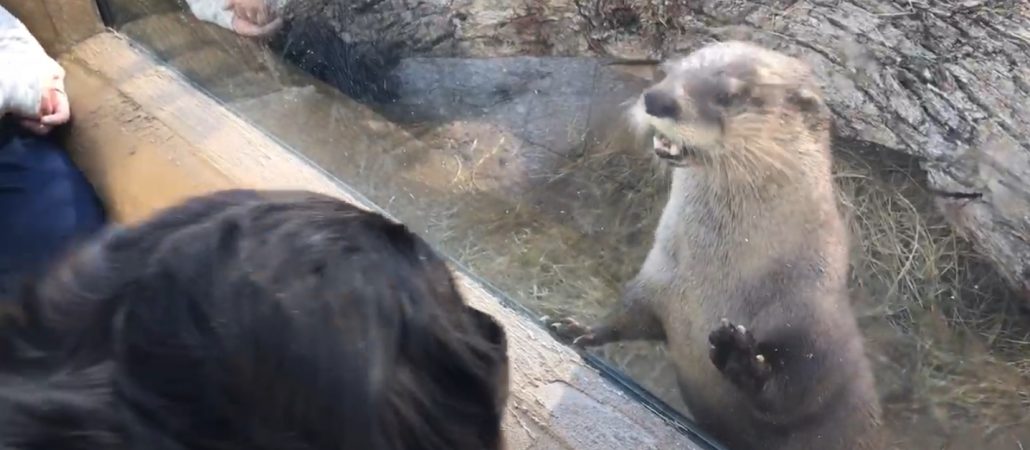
[94,1,1030,449]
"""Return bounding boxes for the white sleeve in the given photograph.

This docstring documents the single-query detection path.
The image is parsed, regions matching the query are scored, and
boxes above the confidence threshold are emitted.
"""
[0,6,55,117]
[183,0,236,31]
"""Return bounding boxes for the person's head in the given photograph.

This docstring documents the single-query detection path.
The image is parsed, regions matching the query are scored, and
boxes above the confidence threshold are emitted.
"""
[0,189,509,450]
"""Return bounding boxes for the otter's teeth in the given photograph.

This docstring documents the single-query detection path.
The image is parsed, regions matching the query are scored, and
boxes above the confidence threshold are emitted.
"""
[652,135,669,152]
[653,134,682,156]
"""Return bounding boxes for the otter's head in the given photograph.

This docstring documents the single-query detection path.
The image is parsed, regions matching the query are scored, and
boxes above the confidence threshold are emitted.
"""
[629,41,829,173]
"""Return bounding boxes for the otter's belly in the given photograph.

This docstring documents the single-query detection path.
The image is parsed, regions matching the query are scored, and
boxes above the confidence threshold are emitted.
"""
[655,283,758,431]
[665,333,759,447]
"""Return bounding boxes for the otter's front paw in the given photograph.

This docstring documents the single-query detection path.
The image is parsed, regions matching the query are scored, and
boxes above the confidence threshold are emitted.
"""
[549,317,601,347]
[709,319,772,391]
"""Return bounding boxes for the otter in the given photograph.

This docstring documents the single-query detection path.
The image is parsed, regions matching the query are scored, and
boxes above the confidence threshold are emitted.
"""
[552,41,884,450]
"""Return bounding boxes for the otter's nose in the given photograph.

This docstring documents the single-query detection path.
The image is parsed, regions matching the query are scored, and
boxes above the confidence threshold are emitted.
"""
[644,91,680,120]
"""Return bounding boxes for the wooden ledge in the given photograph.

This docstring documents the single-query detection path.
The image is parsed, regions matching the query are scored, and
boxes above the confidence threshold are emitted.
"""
[57,32,704,450]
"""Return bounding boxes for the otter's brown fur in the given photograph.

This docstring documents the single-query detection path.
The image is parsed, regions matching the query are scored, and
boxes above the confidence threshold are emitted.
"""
[552,41,884,450]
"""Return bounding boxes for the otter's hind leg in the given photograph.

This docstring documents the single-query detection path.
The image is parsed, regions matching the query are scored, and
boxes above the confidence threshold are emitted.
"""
[550,281,664,347]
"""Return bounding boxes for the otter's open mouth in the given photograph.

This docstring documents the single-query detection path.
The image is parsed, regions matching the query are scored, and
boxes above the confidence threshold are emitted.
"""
[652,133,700,167]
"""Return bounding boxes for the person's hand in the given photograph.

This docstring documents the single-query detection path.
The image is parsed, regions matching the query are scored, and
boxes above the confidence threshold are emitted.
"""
[19,64,69,136]
[225,0,283,38]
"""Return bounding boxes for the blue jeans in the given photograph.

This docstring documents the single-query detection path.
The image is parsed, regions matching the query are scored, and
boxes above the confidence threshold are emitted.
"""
[0,121,106,284]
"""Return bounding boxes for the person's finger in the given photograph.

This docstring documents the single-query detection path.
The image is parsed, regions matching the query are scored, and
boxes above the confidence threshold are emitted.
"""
[40,90,70,126]
[252,16,282,36]
[20,118,52,136]
[37,90,54,117]
[254,5,268,26]
[233,16,282,37]
[223,0,237,11]
[232,16,258,36]
[241,5,257,23]
[46,86,59,112]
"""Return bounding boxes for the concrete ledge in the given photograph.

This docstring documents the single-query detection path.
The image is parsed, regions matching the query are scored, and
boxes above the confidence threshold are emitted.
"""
[57,32,704,450]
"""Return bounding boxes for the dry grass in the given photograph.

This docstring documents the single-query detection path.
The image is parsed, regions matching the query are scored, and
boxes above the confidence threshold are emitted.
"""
[388,126,1029,446]
[833,152,1030,445]
[296,107,1029,444]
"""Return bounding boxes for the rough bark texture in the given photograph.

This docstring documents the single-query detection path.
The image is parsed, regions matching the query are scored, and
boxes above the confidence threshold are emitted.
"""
[308,0,1030,300]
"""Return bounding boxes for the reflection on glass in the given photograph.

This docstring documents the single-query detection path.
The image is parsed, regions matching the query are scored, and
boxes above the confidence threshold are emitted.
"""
[97,1,1029,449]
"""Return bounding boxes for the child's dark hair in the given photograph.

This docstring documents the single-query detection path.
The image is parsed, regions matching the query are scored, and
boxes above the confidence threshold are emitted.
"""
[0,189,509,450]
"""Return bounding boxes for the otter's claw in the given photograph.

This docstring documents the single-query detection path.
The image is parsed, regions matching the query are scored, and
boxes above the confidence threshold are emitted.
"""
[709,319,772,392]
[550,317,598,347]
